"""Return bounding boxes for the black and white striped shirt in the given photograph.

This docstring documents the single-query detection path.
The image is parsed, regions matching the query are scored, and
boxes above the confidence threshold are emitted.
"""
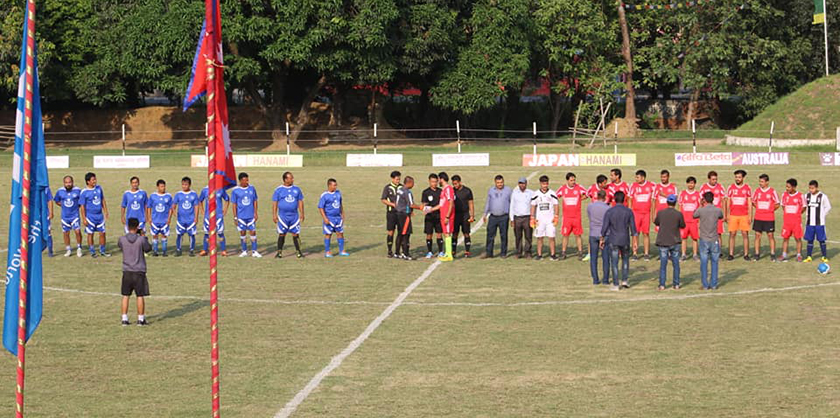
[806,192,832,226]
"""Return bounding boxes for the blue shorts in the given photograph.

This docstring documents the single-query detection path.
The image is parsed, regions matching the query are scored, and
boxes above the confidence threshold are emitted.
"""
[150,222,170,237]
[176,220,197,236]
[61,217,80,232]
[237,218,256,232]
[203,218,225,234]
[85,216,105,234]
[805,225,827,242]
[276,213,301,235]
[124,221,145,234]
[323,217,344,235]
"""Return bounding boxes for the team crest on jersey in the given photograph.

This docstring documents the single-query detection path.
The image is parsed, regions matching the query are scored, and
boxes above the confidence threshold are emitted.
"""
[284,194,296,203]
[427,196,433,201]
[181,200,192,210]
[92,195,101,205]
[332,200,341,209]
[63,198,74,208]
[131,201,141,210]
[241,196,251,206]
[155,203,166,212]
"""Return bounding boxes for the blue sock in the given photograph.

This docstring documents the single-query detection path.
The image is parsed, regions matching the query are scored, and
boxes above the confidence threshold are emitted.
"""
[324,238,331,253]
[807,242,814,257]
[189,235,196,252]
[162,238,168,253]
[47,234,53,255]
[338,238,345,253]
[99,244,106,254]
[820,241,827,257]
[152,239,158,253]
[203,234,209,252]
[89,245,95,255]
[219,233,226,252]
[240,236,247,252]
[251,235,258,252]
[176,234,183,251]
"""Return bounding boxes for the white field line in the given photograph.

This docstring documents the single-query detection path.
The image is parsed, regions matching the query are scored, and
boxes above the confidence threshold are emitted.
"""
[273,170,537,417]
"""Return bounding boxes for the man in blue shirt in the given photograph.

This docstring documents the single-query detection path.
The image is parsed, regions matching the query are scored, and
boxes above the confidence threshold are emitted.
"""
[272,171,305,259]
[121,176,148,234]
[231,172,260,257]
[54,175,83,257]
[172,177,200,257]
[78,172,110,257]
[600,191,638,290]
[198,185,230,257]
[318,178,348,258]
[146,179,174,256]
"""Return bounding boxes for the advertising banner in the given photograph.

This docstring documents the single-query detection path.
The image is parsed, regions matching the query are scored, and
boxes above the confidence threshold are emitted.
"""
[93,155,150,169]
[46,155,69,169]
[346,154,403,167]
[432,153,490,167]
[522,153,637,167]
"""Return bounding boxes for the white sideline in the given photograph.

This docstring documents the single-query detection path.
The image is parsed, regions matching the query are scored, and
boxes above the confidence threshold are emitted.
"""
[273,170,536,417]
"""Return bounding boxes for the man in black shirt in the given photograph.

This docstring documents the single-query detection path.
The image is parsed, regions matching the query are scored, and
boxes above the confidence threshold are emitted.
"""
[451,175,475,257]
[421,173,444,258]
[394,176,424,260]
[380,171,401,258]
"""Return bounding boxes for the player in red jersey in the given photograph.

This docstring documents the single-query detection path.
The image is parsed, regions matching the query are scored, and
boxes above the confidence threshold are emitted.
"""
[435,172,455,261]
[779,178,806,262]
[629,169,656,260]
[607,168,630,207]
[751,173,780,261]
[654,170,678,217]
[678,176,701,260]
[588,174,613,205]
[556,172,588,259]
[726,169,752,261]
[699,170,726,236]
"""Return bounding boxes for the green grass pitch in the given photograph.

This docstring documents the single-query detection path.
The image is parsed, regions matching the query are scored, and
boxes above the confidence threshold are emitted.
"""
[0,143,838,417]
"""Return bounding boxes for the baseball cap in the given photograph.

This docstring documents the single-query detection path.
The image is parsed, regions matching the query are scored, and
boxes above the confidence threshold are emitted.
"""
[666,194,678,204]
[518,177,528,184]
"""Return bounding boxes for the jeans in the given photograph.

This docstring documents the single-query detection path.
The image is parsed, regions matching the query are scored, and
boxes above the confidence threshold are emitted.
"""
[485,214,509,256]
[589,236,610,284]
[609,244,630,285]
[699,239,720,289]
[658,245,681,287]
[513,216,533,256]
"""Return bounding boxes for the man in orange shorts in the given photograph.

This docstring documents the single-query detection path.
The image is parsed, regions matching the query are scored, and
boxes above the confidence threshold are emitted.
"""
[726,169,752,261]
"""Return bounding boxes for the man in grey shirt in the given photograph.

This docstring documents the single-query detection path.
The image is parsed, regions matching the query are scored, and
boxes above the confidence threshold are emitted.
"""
[587,190,610,285]
[118,218,152,326]
[510,177,534,258]
[654,194,686,290]
[694,192,724,290]
[482,175,512,258]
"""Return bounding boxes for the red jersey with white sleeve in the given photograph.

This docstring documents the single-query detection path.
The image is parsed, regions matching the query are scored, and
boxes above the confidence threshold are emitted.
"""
[699,182,726,208]
[654,183,678,212]
[679,190,701,224]
[781,191,805,225]
[629,181,656,214]
[607,181,630,206]
[439,184,455,233]
[726,183,752,216]
[587,184,613,204]
[752,187,779,222]
[556,184,587,219]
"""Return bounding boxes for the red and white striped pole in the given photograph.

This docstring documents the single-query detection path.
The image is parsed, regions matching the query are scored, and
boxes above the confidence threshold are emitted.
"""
[204,0,221,416]
[16,0,37,416]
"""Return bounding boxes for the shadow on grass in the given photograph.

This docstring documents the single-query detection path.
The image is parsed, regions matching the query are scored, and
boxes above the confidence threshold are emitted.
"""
[148,300,208,324]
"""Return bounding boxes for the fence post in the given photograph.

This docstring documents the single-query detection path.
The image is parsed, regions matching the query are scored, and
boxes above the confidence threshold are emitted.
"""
[692,119,697,154]
[373,123,378,155]
[122,124,126,156]
[285,122,290,157]
[769,121,775,153]
[532,122,537,156]
[456,120,461,153]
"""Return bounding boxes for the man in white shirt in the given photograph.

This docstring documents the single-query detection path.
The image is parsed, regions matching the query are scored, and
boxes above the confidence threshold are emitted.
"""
[804,180,832,262]
[530,175,560,260]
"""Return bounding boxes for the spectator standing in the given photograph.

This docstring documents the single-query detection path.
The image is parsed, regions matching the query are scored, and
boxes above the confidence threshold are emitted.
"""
[482,175,512,258]
[600,191,637,290]
[654,195,685,290]
[509,177,534,258]
[587,190,611,285]
[694,192,725,290]
[118,218,152,326]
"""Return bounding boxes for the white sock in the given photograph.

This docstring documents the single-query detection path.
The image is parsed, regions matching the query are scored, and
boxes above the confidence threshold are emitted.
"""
[138,315,145,321]
[65,246,71,251]
[121,314,128,321]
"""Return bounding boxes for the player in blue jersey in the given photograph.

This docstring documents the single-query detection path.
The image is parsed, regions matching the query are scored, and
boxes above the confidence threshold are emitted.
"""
[146,179,174,256]
[121,176,148,234]
[198,185,230,257]
[172,176,200,257]
[54,175,84,257]
[231,172,260,257]
[44,187,54,257]
[272,172,305,259]
[78,172,110,257]
[318,178,348,257]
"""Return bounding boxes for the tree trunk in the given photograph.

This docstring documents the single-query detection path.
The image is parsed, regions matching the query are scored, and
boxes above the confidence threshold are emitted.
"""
[617,5,637,125]
[550,90,562,138]
[329,85,344,128]
[686,88,700,127]
[368,89,378,127]
[289,75,327,143]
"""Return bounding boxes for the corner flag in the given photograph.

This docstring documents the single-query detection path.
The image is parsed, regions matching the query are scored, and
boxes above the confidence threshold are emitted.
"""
[3,3,48,356]
[814,0,825,24]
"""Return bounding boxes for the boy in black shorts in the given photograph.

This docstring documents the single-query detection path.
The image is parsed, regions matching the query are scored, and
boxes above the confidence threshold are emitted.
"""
[380,171,402,257]
[118,218,152,326]
[451,175,475,257]
[421,173,444,258]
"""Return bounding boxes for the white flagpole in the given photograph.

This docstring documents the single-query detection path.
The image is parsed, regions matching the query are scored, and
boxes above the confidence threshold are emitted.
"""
[824,0,830,76]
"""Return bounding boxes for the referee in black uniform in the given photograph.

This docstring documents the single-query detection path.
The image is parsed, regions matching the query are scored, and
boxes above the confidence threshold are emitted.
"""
[421,173,444,257]
[380,171,402,257]
[452,175,475,257]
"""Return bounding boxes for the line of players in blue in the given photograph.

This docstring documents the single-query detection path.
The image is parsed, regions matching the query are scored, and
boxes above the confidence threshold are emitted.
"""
[49,171,348,259]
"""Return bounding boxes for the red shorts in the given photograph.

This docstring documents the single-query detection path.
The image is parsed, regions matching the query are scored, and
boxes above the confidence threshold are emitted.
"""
[634,212,651,234]
[781,222,803,239]
[717,219,724,235]
[681,222,699,240]
[561,217,583,236]
[440,214,455,234]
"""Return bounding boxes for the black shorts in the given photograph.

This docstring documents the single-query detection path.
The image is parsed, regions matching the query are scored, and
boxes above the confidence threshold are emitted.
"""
[397,213,412,235]
[753,220,775,233]
[386,211,399,231]
[424,216,442,235]
[122,271,150,297]
[453,215,471,235]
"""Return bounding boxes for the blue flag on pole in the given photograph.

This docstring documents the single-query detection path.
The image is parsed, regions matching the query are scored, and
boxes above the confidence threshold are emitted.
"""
[3,5,48,355]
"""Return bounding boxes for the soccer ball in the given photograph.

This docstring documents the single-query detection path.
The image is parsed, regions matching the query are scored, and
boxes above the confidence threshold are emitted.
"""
[817,263,831,275]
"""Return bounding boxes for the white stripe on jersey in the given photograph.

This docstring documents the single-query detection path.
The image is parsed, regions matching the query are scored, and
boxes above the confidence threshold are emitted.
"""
[806,192,832,226]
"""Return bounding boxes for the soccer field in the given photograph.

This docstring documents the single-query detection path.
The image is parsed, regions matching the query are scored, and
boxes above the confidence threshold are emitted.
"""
[0,143,838,417]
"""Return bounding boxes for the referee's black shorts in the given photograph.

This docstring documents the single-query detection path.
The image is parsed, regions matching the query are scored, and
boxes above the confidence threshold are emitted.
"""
[424,216,442,235]
[453,214,471,235]
[122,271,150,297]
[753,219,775,233]
[386,211,399,231]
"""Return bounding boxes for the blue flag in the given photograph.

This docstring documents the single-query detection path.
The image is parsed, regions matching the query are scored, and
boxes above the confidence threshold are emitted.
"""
[3,5,49,355]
